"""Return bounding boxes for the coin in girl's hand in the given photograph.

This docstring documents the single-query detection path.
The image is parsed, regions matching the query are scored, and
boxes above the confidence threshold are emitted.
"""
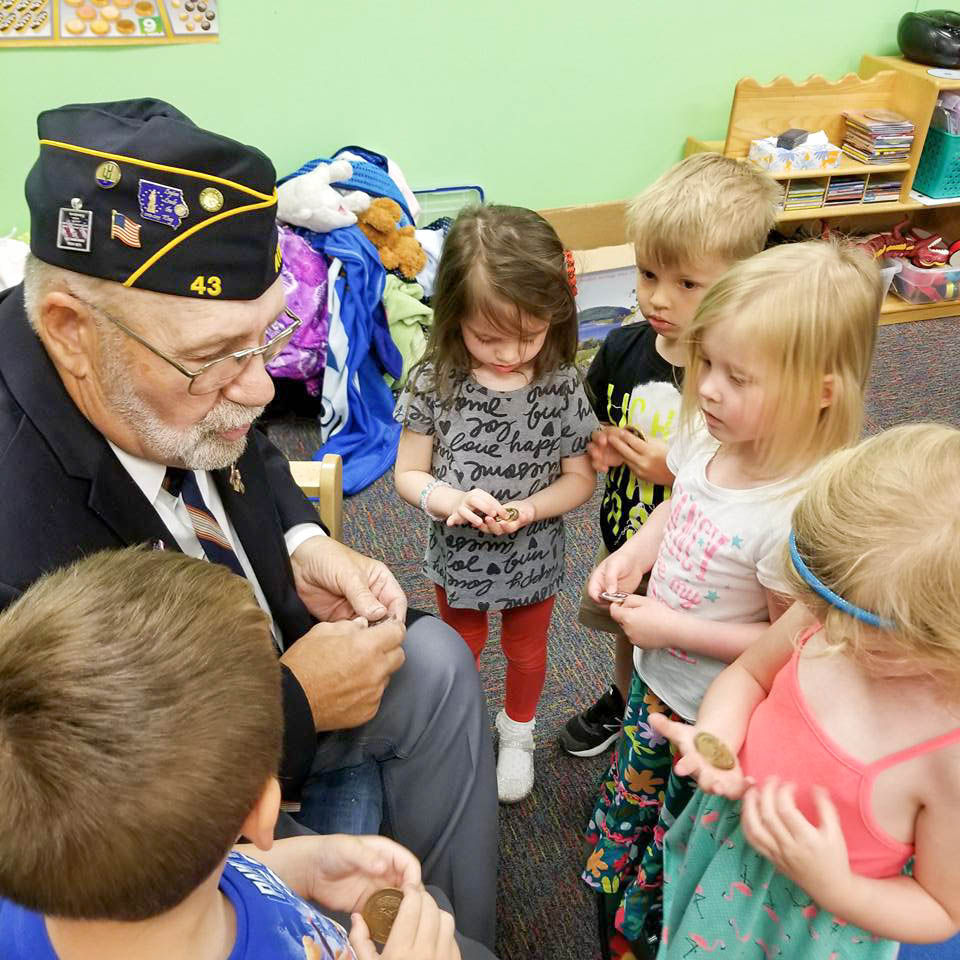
[361,887,404,945]
[500,507,519,522]
[624,425,645,439]
[599,591,629,603]
[693,732,736,770]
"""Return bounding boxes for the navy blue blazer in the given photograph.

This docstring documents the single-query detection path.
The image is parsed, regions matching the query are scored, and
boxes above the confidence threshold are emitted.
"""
[0,283,319,795]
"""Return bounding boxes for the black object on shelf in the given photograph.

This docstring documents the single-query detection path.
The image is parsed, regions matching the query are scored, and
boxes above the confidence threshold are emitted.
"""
[776,128,809,149]
[898,9,960,68]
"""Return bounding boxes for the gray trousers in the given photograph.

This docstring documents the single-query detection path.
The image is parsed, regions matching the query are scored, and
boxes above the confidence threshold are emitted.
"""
[292,614,499,951]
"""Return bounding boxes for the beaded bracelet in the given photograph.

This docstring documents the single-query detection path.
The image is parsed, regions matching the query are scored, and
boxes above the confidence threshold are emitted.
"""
[419,478,450,520]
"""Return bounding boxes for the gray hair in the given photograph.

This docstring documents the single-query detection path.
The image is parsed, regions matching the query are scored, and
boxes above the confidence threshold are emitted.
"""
[22,253,142,334]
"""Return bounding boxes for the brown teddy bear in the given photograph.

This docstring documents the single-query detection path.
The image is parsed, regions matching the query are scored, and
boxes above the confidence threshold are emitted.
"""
[356,197,427,281]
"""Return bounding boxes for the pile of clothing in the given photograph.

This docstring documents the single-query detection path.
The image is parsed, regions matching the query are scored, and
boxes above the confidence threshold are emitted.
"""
[268,146,449,494]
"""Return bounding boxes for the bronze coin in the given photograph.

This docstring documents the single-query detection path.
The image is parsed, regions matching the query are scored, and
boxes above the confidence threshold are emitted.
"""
[625,425,644,439]
[502,507,519,522]
[693,731,736,771]
[361,887,403,945]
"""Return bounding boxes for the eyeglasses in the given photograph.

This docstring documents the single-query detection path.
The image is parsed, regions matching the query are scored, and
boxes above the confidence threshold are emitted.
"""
[71,292,302,395]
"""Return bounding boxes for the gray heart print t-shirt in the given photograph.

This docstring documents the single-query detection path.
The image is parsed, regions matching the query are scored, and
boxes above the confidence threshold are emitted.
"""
[395,363,598,610]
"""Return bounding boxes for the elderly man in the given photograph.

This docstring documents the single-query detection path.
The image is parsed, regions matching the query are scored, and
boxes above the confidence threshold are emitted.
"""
[0,99,497,950]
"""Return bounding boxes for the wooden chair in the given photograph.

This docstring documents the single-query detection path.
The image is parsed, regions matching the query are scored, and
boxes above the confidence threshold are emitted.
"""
[289,453,343,542]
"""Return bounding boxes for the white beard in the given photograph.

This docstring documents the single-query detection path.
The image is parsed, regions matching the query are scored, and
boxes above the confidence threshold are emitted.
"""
[99,343,265,471]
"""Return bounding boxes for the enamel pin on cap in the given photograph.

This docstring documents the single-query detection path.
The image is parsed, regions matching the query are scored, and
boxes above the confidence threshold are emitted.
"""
[138,178,190,229]
[57,197,92,253]
[95,160,121,189]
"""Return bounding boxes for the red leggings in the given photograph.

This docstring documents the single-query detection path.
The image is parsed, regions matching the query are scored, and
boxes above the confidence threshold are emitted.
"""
[434,586,555,723]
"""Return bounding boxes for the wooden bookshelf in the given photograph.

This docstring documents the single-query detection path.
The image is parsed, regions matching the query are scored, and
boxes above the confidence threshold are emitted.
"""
[778,198,925,222]
[682,64,960,324]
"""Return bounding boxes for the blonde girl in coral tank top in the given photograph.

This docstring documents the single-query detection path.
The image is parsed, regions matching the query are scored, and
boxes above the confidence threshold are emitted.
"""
[651,424,960,960]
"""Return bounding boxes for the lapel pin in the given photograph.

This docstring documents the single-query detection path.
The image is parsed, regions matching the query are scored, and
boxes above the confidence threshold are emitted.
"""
[229,463,245,494]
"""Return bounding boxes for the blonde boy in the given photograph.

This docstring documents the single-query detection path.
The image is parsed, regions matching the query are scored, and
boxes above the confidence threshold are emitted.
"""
[0,549,461,960]
[560,153,782,757]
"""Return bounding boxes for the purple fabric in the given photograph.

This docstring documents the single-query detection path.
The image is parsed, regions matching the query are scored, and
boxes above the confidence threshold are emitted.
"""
[265,225,329,396]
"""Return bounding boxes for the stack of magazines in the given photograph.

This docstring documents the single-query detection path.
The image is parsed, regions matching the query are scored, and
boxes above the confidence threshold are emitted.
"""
[842,110,914,164]
[863,177,903,203]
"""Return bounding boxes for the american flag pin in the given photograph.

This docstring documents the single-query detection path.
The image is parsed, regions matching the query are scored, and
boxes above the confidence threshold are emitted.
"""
[110,209,142,248]
[56,199,92,253]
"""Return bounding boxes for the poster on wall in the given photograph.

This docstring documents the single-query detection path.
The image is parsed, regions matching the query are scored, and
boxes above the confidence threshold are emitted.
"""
[0,0,219,46]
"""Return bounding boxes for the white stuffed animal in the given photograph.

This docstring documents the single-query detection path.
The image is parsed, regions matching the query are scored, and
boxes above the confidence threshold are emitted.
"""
[276,159,370,233]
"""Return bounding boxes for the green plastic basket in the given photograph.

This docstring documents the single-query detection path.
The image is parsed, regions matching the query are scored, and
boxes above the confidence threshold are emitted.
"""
[913,126,960,199]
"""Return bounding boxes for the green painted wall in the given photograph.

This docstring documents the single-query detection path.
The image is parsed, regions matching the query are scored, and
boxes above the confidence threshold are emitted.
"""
[0,0,925,236]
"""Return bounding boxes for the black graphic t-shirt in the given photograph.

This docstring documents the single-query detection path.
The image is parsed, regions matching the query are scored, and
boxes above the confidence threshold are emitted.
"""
[586,322,683,553]
[396,364,598,610]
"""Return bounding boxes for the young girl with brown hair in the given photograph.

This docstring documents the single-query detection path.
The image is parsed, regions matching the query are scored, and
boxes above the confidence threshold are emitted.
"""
[394,205,597,803]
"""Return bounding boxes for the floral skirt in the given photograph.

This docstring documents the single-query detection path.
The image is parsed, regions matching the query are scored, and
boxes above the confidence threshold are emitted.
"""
[657,790,897,960]
[583,670,693,946]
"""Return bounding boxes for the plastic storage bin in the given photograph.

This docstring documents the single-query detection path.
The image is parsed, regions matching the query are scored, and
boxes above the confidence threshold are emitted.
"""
[891,258,960,304]
[913,126,960,198]
[879,258,902,299]
[413,186,484,227]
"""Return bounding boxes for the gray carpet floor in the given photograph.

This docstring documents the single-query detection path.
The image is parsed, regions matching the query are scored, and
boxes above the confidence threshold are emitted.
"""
[266,316,959,960]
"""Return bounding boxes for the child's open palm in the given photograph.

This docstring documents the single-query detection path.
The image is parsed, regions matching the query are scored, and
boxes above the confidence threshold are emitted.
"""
[476,500,536,537]
[741,778,851,901]
[648,713,754,799]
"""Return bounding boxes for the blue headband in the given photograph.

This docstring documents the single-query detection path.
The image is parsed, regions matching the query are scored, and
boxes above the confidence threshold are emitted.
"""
[788,531,895,630]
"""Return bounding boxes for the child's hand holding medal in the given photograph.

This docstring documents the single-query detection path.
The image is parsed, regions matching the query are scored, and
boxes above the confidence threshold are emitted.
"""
[648,713,754,799]
[481,500,535,536]
[587,426,626,473]
[605,426,673,486]
[445,489,534,535]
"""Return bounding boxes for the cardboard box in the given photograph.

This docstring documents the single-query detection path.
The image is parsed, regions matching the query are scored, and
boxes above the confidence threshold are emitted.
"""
[748,135,842,173]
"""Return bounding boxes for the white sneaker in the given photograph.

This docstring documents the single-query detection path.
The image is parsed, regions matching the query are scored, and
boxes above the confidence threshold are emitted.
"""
[496,710,535,804]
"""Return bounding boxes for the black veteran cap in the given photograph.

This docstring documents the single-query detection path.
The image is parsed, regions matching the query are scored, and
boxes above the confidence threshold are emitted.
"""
[25,98,281,301]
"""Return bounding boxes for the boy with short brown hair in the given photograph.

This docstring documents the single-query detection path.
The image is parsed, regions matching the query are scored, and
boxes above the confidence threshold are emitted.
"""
[560,152,782,757]
[0,548,459,960]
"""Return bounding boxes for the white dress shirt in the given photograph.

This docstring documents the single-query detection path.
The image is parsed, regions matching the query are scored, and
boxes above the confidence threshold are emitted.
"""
[109,442,325,650]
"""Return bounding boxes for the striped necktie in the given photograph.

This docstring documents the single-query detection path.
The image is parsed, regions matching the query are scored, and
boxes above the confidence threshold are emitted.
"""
[164,467,246,578]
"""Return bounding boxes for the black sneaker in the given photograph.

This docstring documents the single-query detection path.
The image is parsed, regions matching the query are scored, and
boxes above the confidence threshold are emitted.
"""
[559,684,625,757]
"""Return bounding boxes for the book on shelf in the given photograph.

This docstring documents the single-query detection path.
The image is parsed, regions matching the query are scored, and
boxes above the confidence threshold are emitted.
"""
[863,177,902,203]
[826,174,866,204]
[783,178,827,209]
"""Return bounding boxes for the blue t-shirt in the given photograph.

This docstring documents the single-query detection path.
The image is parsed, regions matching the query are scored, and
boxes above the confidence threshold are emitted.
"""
[0,852,356,960]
